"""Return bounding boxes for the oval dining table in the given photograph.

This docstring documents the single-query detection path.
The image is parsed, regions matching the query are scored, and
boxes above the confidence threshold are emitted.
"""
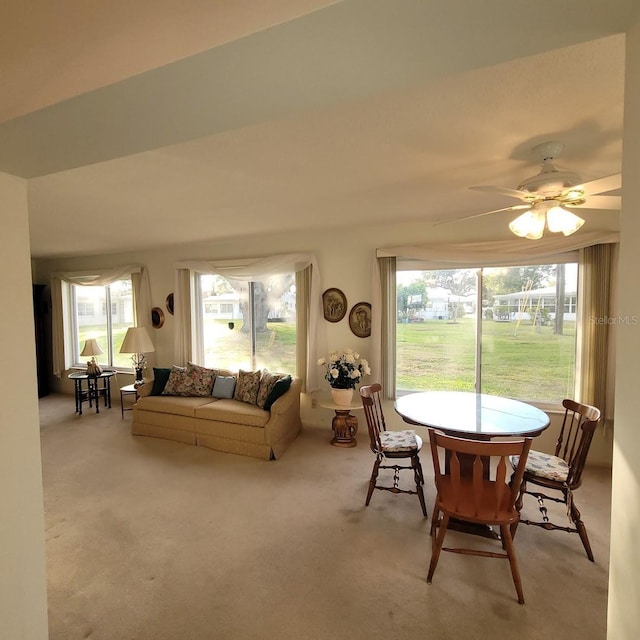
[394,390,550,538]
[394,390,550,440]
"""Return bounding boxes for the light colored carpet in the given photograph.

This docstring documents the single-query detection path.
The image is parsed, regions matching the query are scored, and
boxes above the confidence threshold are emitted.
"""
[40,394,612,640]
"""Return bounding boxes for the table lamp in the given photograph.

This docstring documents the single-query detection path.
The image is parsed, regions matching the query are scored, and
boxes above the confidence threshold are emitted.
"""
[80,338,103,376]
[120,326,155,384]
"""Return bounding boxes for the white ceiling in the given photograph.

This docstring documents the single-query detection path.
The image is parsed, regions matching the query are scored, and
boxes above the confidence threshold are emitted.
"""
[0,0,634,259]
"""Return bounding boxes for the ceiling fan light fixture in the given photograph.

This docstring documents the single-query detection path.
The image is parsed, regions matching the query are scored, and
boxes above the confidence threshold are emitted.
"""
[546,205,585,236]
[509,209,546,240]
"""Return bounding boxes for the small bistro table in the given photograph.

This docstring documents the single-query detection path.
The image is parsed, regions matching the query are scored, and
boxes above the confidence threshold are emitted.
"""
[319,399,364,448]
[119,383,140,418]
[68,371,115,415]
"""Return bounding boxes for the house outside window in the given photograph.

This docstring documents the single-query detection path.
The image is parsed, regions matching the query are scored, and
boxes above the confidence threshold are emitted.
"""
[70,278,134,369]
[396,263,578,404]
[195,273,296,373]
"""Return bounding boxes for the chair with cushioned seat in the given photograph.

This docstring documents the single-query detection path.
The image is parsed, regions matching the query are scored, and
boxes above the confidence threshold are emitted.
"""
[427,429,532,604]
[512,398,601,561]
[360,384,427,517]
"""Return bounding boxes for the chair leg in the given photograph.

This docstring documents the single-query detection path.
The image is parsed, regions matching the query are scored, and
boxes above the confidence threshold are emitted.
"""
[365,457,381,506]
[430,505,440,537]
[412,455,428,518]
[571,500,594,562]
[427,513,449,584]
[416,456,425,485]
[500,524,525,605]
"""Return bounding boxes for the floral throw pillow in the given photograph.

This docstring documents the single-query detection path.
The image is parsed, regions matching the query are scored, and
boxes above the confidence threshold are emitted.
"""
[234,369,262,405]
[185,362,218,397]
[161,366,190,396]
[256,370,284,409]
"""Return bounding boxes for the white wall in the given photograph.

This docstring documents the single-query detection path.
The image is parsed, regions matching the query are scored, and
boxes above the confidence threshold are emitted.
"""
[0,172,48,638]
[608,13,640,640]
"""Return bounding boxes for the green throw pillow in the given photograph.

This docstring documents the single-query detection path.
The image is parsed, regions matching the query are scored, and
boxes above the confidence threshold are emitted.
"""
[151,368,172,395]
[263,375,292,411]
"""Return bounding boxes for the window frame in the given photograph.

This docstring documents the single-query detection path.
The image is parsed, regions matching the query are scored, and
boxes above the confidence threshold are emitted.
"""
[395,257,580,408]
[66,277,134,371]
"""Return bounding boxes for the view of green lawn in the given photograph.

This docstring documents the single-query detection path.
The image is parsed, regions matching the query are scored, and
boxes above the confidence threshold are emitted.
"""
[78,324,133,369]
[83,317,574,403]
[203,319,297,373]
[397,317,575,403]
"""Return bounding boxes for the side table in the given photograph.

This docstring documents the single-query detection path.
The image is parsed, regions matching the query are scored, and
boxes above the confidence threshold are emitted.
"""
[319,400,363,448]
[120,383,139,418]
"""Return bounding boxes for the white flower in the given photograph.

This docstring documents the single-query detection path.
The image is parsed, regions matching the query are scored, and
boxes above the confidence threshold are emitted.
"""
[318,347,370,389]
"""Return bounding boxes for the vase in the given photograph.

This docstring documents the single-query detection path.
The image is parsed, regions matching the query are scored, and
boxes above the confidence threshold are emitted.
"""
[331,388,354,407]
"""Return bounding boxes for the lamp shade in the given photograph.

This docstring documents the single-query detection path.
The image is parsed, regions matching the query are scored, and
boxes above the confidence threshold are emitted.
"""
[80,338,104,357]
[119,326,155,354]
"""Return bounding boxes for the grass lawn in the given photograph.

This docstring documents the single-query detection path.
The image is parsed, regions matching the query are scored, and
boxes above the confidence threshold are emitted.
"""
[397,318,575,403]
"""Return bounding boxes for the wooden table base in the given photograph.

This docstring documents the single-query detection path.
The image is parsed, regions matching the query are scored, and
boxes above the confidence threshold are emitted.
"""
[331,409,358,447]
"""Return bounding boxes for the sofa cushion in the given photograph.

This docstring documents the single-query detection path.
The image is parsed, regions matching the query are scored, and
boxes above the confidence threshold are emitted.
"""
[137,395,215,417]
[212,375,236,399]
[161,366,189,396]
[195,398,270,427]
[264,375,292,411]
[150,367,172,395]
[256,370,283,409]
[234,369,262,405]
[185,362,218,396]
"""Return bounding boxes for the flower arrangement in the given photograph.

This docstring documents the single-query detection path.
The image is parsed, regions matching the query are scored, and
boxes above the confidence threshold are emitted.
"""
[318,348,371,389]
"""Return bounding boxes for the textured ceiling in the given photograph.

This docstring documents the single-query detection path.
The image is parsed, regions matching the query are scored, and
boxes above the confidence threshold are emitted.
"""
[0,0,633,258]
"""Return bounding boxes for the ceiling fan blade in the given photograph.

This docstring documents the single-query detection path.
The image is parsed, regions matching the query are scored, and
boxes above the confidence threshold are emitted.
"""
[580,173,622,196]
[469,185,531,201]
[434,204,531,226]
[571,195,621,210]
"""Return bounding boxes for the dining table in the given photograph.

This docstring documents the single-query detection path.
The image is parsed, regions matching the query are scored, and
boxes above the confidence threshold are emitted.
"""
[394,390,550,440]
[394,390,550,538]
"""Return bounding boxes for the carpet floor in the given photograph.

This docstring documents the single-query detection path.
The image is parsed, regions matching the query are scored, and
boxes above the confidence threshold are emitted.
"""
[40,393,612,640]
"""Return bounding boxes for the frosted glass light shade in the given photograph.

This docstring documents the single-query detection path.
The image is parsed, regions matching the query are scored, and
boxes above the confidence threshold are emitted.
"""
[508,210,546,240]
[120,327,155,354]
[546,205,585,236]
[80,338,103,357]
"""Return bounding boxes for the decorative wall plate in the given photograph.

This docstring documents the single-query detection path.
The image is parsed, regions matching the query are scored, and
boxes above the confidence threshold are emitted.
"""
[349,302,371,338]
[322,288,347,323]
[166,293,174,315]
[151,307,165,328]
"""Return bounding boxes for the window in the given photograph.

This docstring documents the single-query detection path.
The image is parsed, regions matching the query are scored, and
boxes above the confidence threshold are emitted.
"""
[70,278,134,369]
[195,273,296,372]
[396,263,578,404]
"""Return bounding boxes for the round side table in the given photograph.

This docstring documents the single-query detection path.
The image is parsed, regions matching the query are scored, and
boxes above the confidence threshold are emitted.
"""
[319,400,363,448]
[120,383,139,418]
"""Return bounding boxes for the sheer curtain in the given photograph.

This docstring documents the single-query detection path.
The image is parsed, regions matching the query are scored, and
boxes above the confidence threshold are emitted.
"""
[174,253,325,391]
[372,232,619,404]
[51,265,152,376]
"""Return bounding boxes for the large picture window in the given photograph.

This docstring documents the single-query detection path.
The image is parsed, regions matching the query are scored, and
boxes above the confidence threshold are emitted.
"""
[195,273,296,373]
[396,263,578,404]
[70,278,134,369]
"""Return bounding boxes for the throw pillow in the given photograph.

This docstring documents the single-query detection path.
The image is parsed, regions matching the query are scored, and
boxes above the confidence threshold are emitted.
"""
[185,362,218,396]
[161,366,191,396]
[212,375,237,399]
[234,369,262,405]
[264,375,292,411]
[150,367,172,395]
[256,370,284,409]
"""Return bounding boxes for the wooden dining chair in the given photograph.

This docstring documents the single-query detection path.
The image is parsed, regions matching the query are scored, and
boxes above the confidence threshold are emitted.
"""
[427,429,532,604]
[360,384,427,517]
[512,398,601,561]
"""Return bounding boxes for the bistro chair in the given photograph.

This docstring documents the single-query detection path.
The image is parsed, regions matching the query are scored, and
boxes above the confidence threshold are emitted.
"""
[360,384,427,517]
[512,398,601,561]
[427,429,532,604]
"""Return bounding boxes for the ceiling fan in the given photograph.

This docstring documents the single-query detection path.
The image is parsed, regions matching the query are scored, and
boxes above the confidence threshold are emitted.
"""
[452,141,621,239]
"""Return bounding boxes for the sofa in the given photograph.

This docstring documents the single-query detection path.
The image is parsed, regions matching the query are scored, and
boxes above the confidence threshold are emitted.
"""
[131,365,302,460]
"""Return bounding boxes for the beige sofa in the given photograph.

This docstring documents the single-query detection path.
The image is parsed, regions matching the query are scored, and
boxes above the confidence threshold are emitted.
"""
[131,372,302,460]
